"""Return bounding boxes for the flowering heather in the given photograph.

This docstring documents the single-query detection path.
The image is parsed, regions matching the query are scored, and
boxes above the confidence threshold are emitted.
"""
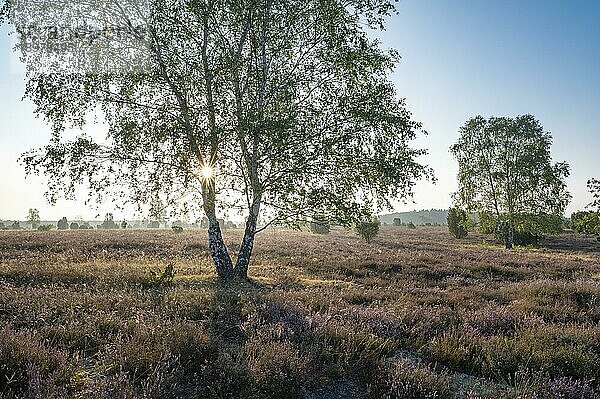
[0,227,599,398]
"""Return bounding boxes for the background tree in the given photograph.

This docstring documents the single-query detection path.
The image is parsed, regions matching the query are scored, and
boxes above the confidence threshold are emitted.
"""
[447,207,468,239]
[100,213,119,230]
[588,178,600,210]
[57,217,69,230]
[355,219,380,244]
[451,115,570,249]
[571,179,600,240]
[393,218,402,226]
[27,208,40,230]
[3,0,433,280]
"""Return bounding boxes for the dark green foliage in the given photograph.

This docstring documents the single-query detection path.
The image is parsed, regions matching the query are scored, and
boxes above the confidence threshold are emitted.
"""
[407,222,416,229]
[172,225,184,233]
[146,263,175,287]
[100,213,119,229]
[447,207,468,239]
[478,213,564,247]
[148,221,160,229]
[37,224,53,231]
[571,211,600,238]
[393,218,402,226]
[120,220,128,229]
[477,212,497,234]
[57,217,68,230]
[69,222,79,230]
[356,219,380,243]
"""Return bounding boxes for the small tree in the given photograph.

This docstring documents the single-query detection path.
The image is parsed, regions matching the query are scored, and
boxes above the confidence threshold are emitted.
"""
[27,208,40,230]
[447,208,468,239]
[356,219,380,244]
[393,218,402,226]
[69,222,79,230]
[406,222,416,229]
[100,213,119,229]
[57,217,68,230]
[121,220,128,229]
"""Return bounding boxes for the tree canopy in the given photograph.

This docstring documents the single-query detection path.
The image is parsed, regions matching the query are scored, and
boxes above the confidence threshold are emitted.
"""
[2,0,433,278]
[451,115,570,248]
[588,178,600,211]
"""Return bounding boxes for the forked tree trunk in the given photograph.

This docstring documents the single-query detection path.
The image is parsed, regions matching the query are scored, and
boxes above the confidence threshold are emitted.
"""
[207,214,234,279]
[203,185,234,280]
[234,198,261,279]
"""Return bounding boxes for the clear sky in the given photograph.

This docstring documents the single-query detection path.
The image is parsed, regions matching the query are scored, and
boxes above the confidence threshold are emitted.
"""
[0,0,599,221]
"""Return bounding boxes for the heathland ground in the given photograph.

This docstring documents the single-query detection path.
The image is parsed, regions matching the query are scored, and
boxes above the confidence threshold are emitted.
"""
[0,227,599,398]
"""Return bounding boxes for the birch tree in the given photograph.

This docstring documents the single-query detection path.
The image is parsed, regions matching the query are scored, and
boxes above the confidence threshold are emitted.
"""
[451,115,570,249]
[2,0,433,279]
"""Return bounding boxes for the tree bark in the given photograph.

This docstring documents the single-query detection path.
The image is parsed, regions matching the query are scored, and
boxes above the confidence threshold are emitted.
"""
[504,223,514,249]
[203,185,234,280]
[234,197,261,279]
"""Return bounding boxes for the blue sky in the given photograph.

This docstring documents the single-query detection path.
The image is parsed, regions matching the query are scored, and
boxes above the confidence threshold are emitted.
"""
[1,0,599,220]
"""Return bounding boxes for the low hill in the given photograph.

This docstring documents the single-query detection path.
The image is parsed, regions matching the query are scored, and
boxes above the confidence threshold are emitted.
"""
[379,209,448,226]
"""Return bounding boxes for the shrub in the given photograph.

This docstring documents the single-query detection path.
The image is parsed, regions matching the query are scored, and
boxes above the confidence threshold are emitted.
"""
[407,222,416,229]
[10,221,21,230]
[367,360,453,399]
[477,212,497,234]
[69,222,79,230]
[447,207,468,239]
[146,263,176,287]
[0,324,70,395]
[571,211,600,238]
[57,217,69,230]
[121,220,128,229]
[172,225,183,233]
[37,224,54,231]
[356,219,380,243]
[478,213,564,246]
[245,339,310,398]
[310,215,330,234]
[393,218,402,226]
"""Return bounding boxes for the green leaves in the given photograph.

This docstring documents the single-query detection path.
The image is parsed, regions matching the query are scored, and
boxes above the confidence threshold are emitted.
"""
[451,115,571,218]
[451,115,570,247]
[7,0,432,257]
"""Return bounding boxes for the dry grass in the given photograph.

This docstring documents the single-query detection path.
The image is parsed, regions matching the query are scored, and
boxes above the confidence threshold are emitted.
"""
[0,227,599,398]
